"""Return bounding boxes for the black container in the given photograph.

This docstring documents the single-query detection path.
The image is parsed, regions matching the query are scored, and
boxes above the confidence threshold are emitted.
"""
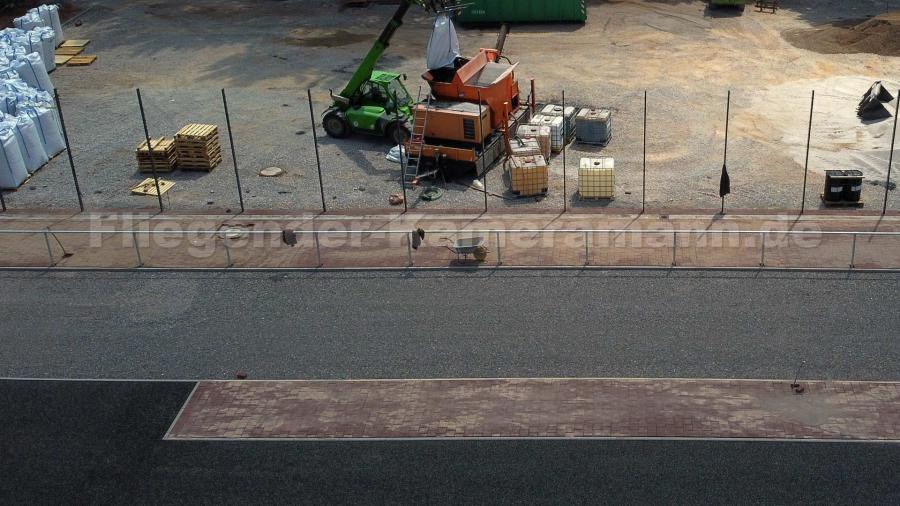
[823,170,847,202]
[842,169,864,202]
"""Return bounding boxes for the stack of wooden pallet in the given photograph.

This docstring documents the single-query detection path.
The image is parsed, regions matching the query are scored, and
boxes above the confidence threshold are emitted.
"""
[135,137,177,173]
[174,123,222,171]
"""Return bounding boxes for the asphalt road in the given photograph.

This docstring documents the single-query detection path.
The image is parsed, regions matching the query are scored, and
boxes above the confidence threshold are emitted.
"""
[2,380,899,505]
[1,270,898,380]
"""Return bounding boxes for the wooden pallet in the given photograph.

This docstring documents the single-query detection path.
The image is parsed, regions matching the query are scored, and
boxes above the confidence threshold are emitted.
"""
[54,54,73,65]
[67,55,97,66]
[55,46,83,56]
[60,39,91,48]
[136,137,177,173]
[820,195,864,208]
[175,123,221,171]
[131,178,174,196]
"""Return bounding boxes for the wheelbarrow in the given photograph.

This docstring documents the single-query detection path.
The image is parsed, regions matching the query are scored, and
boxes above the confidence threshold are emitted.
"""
[448,236,487,262]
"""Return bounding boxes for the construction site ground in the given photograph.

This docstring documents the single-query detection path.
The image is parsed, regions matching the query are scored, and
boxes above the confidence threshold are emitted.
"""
[2,0,899,213]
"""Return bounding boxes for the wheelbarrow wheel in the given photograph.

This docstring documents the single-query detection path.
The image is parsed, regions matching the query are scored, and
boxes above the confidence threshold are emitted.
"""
[473,245,488,262]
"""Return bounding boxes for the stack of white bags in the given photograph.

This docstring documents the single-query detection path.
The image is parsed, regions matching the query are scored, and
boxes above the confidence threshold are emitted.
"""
[0,4,65,189]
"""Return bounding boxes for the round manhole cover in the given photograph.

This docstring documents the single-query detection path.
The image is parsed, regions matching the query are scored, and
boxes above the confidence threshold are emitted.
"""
[259,167,284,177]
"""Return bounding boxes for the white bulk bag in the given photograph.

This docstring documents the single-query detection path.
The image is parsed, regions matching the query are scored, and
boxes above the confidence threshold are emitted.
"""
[21,105,64,156]
[11,52,52,91]
[0,67,19,80]
[426,13,461,70]
[0,28,26,44]
[13,111,49,172]
[29,28,56,70]
[13,13,43,32]
[35,5,64,44]
[0,126,29,189]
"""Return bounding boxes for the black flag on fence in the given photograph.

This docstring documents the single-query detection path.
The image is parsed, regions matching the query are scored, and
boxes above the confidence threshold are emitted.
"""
[719,163,731,198]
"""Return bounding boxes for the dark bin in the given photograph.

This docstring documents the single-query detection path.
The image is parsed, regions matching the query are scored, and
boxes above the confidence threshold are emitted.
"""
[823,170,864,203]
[823,170,847,203]
[841,169,864,202]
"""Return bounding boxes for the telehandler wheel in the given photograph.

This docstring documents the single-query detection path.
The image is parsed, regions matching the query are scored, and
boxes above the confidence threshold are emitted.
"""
[323,111,350,138]
[386,122,410,145]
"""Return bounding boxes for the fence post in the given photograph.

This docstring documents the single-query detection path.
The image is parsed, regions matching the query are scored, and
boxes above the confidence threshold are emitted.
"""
[584,231,589,266]
[671,230,677,266]
[495,231,502,266]
[883,89,899,216]
[407,232,413,267]
[0,185,5,211]
[135,89,164,213]
[54,89,84,213]
[642,90,647,213]
[478,92,488,213]
[313,231,322,267]
[223,239,233,268]
[394,104,408,213]
[307,89,327,214]
[131,230,143,267]
[759,231,766,267]
[43,230,54,266]
[849,234,858,269]
[221,89,245,214]
[801,90,814,214]
[562,90,568,213]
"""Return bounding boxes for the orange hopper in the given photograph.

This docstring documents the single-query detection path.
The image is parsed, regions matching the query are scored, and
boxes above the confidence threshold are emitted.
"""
[422,48,521,130]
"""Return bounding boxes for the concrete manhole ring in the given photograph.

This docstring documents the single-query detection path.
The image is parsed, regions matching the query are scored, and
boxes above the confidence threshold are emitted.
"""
[259,167,284,177]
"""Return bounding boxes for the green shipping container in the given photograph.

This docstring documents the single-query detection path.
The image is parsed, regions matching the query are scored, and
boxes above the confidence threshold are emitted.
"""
[456,0,587,24]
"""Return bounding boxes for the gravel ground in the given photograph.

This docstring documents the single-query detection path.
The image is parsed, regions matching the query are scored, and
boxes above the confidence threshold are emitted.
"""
[0,0,897,212]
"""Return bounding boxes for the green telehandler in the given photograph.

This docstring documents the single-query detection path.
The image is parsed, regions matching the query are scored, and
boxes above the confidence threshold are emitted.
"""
[322,0,449,145]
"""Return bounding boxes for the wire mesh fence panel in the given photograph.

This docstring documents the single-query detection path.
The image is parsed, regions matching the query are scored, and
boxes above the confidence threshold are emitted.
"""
[0,232,55,267]
[586,230,673,267]
[200,88,318,211]
[567,90,644,211]
[851,234,900,269]
[315,232,410,268]
[45,231,142,268]
[726,89,814,210]
[762,232,855,269]
[676,232,763,268]
[137,88,240,213]
[135,231,230,268]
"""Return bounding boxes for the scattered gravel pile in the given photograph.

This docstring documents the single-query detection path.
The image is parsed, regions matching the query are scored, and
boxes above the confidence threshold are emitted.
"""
[783,12,900,57]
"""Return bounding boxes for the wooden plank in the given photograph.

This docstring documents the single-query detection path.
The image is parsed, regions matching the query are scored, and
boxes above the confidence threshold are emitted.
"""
[54,54,73,65]
[60,39,91,48]
[66,55,97,66]
[55,47,84,56]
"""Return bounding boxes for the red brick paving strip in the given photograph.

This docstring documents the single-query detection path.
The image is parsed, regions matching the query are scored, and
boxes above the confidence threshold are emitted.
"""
[165,379,900,440]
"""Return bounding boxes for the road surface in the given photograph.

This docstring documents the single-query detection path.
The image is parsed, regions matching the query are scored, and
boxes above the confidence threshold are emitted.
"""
[1,270,897,380]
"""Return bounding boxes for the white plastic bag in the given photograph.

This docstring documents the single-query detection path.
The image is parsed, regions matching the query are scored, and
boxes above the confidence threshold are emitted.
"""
[426,13,461,70]
[0,125,29,189]
[386,144,407,164]
[21,105,64,157]
[11,52,53,91]
[13,111,49,172]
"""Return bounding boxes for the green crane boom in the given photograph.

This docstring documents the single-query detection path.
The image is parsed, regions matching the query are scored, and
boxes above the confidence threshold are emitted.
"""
[337,0,437,102]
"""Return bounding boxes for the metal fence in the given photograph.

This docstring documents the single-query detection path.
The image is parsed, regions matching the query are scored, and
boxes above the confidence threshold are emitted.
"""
[1,228,898,270]
[0,86,897,215]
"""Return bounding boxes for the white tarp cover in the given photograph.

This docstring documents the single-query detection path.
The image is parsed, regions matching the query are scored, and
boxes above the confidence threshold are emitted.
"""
[11,112,49,172]
[10,52,52,91]
[0,125,28,188]
[426,13,461,70]
[21,104,64,156]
